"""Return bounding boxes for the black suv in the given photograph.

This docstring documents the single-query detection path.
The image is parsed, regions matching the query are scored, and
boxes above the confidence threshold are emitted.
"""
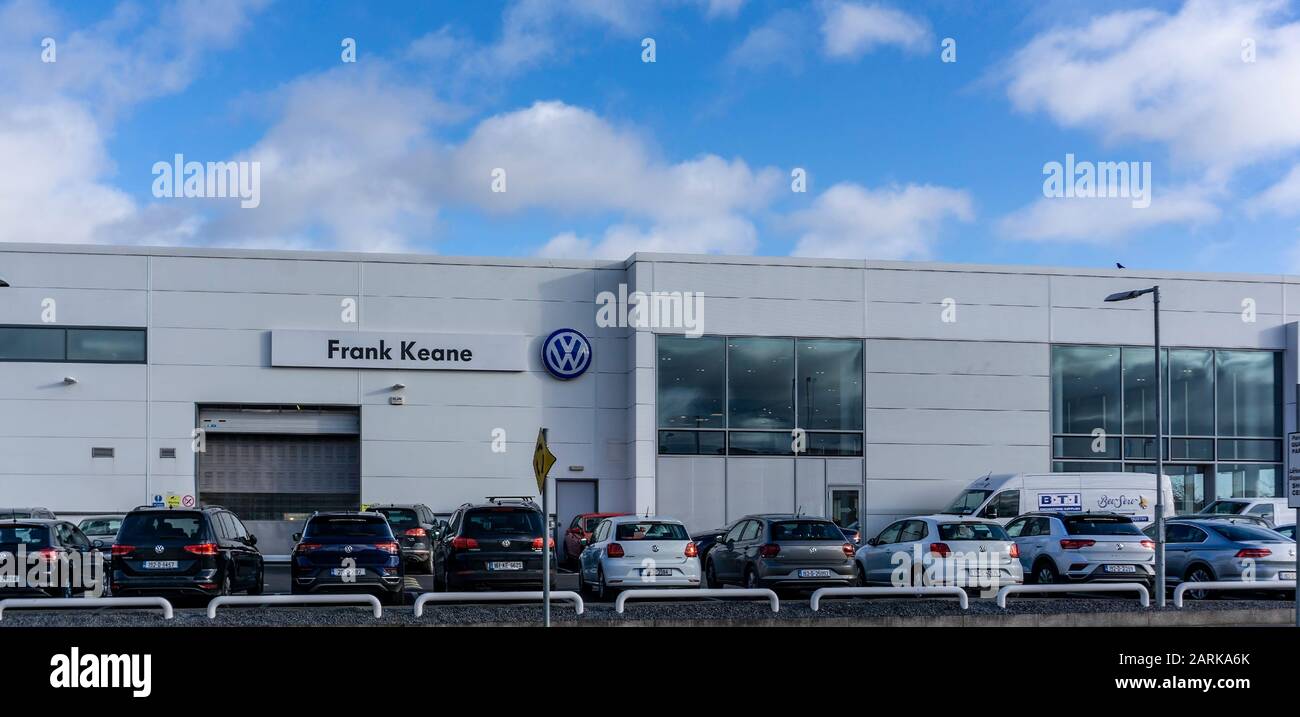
[290,511,405,605]
[369,503,441,573]
[111,506,264,598]
[433,497,556,591]
[1,519,101,598]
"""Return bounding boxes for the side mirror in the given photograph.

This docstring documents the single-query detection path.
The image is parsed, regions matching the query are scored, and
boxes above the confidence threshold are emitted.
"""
[292,532,302,542]
[866,537,879,547]
[246,534,258,547]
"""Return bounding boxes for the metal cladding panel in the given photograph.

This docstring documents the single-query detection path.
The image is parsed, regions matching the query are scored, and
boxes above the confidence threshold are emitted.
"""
[655,456,726,532]
[199,408,360,435]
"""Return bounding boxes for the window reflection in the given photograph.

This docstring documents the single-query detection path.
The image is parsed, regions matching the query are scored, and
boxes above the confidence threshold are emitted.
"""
[1216,351,1282,438]
[1052,346,1120,435]
[728,337,795,429]
[657,336,725,428]
[797,339,863,431]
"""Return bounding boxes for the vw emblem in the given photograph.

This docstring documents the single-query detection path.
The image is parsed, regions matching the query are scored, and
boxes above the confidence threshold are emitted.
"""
[651,544,660,553]
[809,547,817,554]
[501,539,511,548]
[154,545,164,554]
[344,545,353,554]
[541,328,592,380]
[1117,543,1125,550]
[979,545,987,552]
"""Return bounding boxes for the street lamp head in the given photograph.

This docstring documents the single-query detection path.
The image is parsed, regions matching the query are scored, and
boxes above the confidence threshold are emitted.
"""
[0,277,9,288]
[1104,287,1155,302]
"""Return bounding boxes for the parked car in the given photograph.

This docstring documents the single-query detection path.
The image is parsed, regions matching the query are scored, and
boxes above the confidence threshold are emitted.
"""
[1275,524,1296,541]
[704,514,855,591]
[857,515,1024,588]
[562,512,630,567]
[0,519,99,598]
[1006,512,1154,588]
[943,472,1175,525]
[78,515,125,545]
[1199,498,1290,526]
[837,521,861,545]
[369,503,440,574]
[0,507,56,520]
[578,516,700,599]
[1144,518,1297,599]
[112,506,263,599]
[291,511,404,605]
[691,527,727,565]
[1182,513,1275,529]
[433,497,556,591]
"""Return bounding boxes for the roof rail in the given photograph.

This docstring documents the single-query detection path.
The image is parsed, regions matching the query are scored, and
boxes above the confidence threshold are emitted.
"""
[486,496,537,505]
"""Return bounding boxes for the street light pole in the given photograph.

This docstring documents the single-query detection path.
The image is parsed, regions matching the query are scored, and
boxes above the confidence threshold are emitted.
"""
[1105,285,1166,607]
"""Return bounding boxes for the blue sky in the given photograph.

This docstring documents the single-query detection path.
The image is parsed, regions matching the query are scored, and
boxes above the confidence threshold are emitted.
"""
[3,0,1300,273]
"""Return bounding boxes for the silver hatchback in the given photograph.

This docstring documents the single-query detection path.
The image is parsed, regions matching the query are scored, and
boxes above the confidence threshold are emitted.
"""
[578,516,701,600]
[1007,512,1155,588]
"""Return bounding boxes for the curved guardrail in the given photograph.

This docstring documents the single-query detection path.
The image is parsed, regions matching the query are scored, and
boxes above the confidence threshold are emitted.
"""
[412,591,584,618]
[1172,580,1296,608]
[614,588,778,614]
[207,594,383,619]
[995,582,1150,608]
[0,596,173,621]
[810,586,969,611]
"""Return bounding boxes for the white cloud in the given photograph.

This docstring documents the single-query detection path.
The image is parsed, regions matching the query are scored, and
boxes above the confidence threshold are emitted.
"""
[539,215,760,259]
[819,1,932,60]
[1003,0,1300,173]
[724,10,807,72]
[999,185,1220,243]
[788,182,974,259]
[1250,163,1300,216]
[701,0,747,20]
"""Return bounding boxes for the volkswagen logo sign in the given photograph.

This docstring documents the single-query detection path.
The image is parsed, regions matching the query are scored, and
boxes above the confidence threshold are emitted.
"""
[809,547,817,554]
[154,545,164,554]
[501,539,511,548]
[344,545,353,554]
[651,544,660,553]
[542,328,592,380]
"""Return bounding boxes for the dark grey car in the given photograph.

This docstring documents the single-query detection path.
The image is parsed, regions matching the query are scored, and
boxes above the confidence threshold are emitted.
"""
[703,514,855,591]
[1145,518,1297,599]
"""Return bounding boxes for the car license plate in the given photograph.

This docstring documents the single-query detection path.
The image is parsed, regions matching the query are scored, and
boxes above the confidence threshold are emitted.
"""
[1281,571,1296,581]
[0,576,20,586]
[488,561,524,571]
[142,561,178,569]
[640,568,672,576]
[1104,565,1137,574]
[331,567,366,576]
[799,569,833,578]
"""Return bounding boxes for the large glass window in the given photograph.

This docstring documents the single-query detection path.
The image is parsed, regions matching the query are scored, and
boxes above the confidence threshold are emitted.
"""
[728,337,795,429]
[1053,344,1282,504]
[0,326,147,363]
[658,335,863,456]
[657,336,725,428]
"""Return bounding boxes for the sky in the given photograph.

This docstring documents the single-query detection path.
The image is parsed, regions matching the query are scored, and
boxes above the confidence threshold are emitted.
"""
[2,0,1300,274]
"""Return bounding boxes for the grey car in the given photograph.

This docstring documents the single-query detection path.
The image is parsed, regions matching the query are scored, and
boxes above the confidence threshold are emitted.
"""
[1006,512,1155,588]
[77,514,125,546]
[704,514,855,591]
[1144,519,1297,599]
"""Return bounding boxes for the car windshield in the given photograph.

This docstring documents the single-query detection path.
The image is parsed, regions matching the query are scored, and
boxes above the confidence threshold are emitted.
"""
[944,490,991,515]
[770,520,846,541]
[375,509,419,531]
[582,517,606,532]
[0,524,49,548]
[305,517,392,539]
[939,522,1008,541]
[1201,500,1249,515]
[78,517,122,535]
[464,509,543,537]
[1210,524,1287,542]
[614,522,689,540]
[118,513,204,542]
[1065,518,1141,536]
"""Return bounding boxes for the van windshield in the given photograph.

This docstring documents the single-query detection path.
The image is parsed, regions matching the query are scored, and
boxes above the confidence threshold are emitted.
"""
[944,490,991,515]
[1201,500,1248,515]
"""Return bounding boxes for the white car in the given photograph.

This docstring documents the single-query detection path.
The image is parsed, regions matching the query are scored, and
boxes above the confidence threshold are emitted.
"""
[578,515,701,599]
[1199,498,1292,526]
[856,515,1023,590]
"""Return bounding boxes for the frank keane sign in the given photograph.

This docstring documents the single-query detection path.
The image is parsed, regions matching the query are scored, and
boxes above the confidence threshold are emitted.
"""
[271,330,528,371]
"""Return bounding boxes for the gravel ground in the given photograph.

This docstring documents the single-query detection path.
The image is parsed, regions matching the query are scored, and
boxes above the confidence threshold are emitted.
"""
[0,594,1292,627]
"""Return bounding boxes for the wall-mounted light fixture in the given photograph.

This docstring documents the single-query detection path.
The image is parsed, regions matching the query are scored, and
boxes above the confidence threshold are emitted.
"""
[0,277,10,287]
[63,376,78,385]
[391,383,406,391]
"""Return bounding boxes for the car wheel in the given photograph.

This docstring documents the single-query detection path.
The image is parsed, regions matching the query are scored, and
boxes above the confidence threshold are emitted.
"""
[1184,565,1216,600]
[247,566,264,595]
[1032,561,1059,587]
[704,559,719,589]
[744,566,759,590]
[853,561,867,587]
[595,568,615,601]
[219,573,232,597]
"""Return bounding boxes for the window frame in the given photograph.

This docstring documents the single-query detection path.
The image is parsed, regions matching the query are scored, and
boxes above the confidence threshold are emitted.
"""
[0,324,147,364]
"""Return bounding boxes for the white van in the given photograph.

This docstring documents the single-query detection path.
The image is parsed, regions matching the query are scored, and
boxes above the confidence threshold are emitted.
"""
[942,472,1177,524]
[1198,498,1292,526]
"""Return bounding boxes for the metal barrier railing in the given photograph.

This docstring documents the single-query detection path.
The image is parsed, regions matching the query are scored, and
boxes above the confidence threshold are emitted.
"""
[614,588,778,614]
[1172,580,1296,608]
[207,594,383,619]
[0,596,174,621]
[412,591,584,618]
[810,586,969,611]
[995,582,1151,608]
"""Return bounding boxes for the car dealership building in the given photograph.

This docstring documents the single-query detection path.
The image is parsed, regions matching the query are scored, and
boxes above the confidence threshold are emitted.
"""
[1,243,1295,552]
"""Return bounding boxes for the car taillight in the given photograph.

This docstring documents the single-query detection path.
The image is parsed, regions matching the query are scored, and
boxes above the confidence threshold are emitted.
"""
[404,528,427,537]
[295,543,323,553]
[1009,544,1020,558]
[1235,548,1271,558]
[685,542,698,558]
[376,541,400,554]
[531,537,556,551]
[1140,540,1155,550]
[451,537,479,550]
[35,547,59,561]
[110,544,133,557]
[607,543,625,558]
[183,543,218,556]
[840,543,854,558]
[759,543,781,558]
[1060,539,1096,550]
[929,542,951,557]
